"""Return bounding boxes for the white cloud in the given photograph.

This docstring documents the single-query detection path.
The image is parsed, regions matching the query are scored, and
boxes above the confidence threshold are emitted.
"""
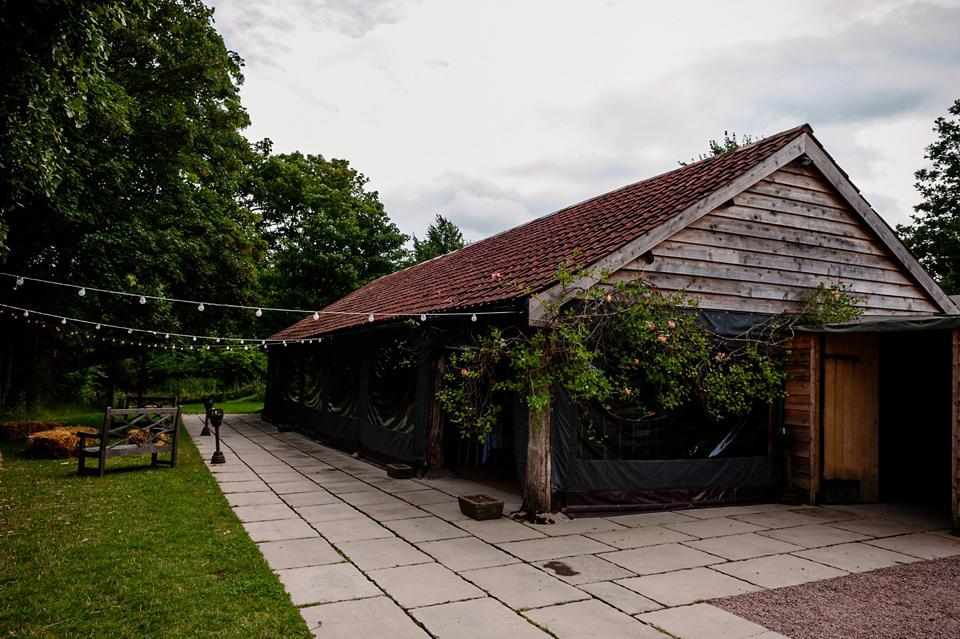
[210,0,960,241]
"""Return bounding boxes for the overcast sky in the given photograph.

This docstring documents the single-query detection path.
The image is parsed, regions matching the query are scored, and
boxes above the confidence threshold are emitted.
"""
[209,0,960,243]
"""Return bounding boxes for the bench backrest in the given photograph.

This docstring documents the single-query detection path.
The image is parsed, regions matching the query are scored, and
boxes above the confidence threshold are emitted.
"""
[102,406,182,449]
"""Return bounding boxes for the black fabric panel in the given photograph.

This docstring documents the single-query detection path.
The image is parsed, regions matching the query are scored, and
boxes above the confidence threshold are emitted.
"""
[560,484,779,513]
[568,456,777,493]
[800,315,960,333]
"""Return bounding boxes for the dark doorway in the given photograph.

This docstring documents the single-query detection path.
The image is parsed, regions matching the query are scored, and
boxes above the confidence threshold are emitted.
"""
[878,330,952,506]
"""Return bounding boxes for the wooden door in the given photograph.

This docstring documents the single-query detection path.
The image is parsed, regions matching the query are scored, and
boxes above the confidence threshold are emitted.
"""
[822,333,879,502]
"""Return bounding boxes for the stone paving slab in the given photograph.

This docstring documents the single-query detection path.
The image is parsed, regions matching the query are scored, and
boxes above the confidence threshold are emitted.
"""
[794,542,919,573]
[462,563,590,610]
[410,597,551,639]
[259,471,307,484]
[534,554,636,585]
[420,500,470,521]
[600,543,723,575]
[605,511,699,527]
[231,503,298,523]
[827,517,929,538]
[866,531,960,559]
[455,517,545,543]
[218,479,270,493]
[684,533,804,561]
[310,516,395,543]
[578,581,662,614]
[680,506,760,520]
[730,510,827,530]
[296,503,363,523]
[367,562,486,609]
[523,599,667,639]
[712,554,848,589]
[757,524,871,548]
[242,517,320,542]
[268,479,325,495]
[336,536,433,571]
[638,603,785,639]
[397,489,458,507]
[586,525,696,549]
[258,537,344,570]
[617,566,761,607]
[663,517,767,539]
[523,518,628,537]
[417,536,520,572]
[497,534,614,561]
[338,490,404,507]
[299,596,431,639]
[322,479,376,494]
[225,491,286,507]
[275,562,382,606]
[383,516,471,543]
[353,501,428,521]
[280,489,341,508]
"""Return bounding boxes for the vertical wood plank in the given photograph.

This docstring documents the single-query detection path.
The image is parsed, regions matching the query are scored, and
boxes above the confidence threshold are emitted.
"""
[952,329,959,533]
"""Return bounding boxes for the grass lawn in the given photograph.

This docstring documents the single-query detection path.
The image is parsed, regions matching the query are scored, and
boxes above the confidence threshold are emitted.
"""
[0,424,310,638]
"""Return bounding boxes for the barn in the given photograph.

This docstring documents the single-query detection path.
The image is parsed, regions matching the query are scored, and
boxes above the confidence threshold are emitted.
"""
[263,124,960,528]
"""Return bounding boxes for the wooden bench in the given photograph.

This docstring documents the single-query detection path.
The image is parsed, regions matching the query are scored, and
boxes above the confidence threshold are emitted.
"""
[78,406,183,477]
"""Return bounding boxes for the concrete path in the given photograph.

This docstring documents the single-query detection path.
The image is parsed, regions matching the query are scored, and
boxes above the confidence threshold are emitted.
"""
[189,414,960,639]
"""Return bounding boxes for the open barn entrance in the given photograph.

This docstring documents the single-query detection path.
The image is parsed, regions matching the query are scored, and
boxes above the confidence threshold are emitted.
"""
[442,392,522,497]
[878,330,953,507]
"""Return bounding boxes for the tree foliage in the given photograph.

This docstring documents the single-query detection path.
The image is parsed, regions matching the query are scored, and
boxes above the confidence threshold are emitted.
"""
[410,214,465,265]
[244,142,409,336]
[0,0,264,406]
[897,99,960,295]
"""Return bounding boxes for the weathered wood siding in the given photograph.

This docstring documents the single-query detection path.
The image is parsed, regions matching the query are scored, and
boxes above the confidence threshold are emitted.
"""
[784,333,818,503]
[613,162,941,315]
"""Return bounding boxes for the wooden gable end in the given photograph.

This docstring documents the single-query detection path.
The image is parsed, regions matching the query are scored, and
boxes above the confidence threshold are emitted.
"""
[611,160,942,316]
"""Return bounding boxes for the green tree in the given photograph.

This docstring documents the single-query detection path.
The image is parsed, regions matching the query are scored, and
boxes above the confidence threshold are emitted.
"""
[410,215,465,264]
[244,143,409,336]
[0,0,131,258]
[897,99,960,295]
[0,0,264,406]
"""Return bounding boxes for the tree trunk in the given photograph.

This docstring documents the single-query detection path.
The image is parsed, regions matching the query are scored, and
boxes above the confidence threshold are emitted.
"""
[522,363,553,514]
[426,354,447,470]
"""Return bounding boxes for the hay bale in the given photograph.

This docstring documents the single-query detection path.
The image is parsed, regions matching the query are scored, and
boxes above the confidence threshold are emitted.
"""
[128,428,170,446]
[24,426,93,459]
[0,421,61,439]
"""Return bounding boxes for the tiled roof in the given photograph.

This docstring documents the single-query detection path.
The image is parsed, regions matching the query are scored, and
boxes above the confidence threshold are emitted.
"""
[272,125,811,340]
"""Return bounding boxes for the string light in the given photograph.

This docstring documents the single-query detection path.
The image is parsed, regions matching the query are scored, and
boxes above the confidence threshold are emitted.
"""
[313,312,319,320]
[16,277,23,286]
[471,313,477,322]
[420,314,426,321]
[78,288,85,297]
[139,296,146,305]
[368,314,374,322]
[198,303,205,312]
[255,308,262,317]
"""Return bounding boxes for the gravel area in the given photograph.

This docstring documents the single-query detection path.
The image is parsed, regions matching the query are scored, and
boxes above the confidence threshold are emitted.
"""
[713,555,960,639]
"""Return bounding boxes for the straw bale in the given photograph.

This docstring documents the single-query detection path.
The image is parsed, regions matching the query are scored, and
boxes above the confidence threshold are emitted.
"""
[0,421,61,439]
[24,426,93,459]
[128,428,170,446]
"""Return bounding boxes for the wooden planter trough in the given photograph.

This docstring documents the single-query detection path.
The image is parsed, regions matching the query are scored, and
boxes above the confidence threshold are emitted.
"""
[458,494,504,520]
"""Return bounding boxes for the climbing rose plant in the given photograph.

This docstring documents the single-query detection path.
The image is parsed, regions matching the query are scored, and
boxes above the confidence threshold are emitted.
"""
[437,259,816,443]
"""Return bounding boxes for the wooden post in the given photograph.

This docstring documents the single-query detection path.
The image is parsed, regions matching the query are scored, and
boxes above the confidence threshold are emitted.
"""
[522,341,553,513]
[426,354,446,470]
[951,329,959,534]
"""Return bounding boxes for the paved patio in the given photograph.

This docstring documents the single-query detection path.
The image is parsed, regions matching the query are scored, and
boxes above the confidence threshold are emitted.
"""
[189,414,960,639]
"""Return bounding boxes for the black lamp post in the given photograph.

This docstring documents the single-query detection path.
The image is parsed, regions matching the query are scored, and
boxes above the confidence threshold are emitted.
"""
[209,408,226,465]
[200,397,215,436]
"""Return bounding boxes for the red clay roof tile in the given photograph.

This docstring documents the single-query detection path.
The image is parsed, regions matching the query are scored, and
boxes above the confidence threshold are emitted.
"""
[272,125,810,340]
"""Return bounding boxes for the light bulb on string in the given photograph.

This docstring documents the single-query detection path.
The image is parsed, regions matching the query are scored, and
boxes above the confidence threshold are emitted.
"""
[313,312,319,320]
[139,296,146,305]
[368,313,374,322]
[198,303,205,312]
[165,334,169,339]
[23,311,28,317]
[192,336,196,341]
[420,314,426,321]
[95,324,100,330]
[16,277,23,286]
[61,318,66,324]
[78,288,85,297]
[255,308,262,317]
[471,313,477,322]
[127,329,132,334]
[216,338,220,343]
